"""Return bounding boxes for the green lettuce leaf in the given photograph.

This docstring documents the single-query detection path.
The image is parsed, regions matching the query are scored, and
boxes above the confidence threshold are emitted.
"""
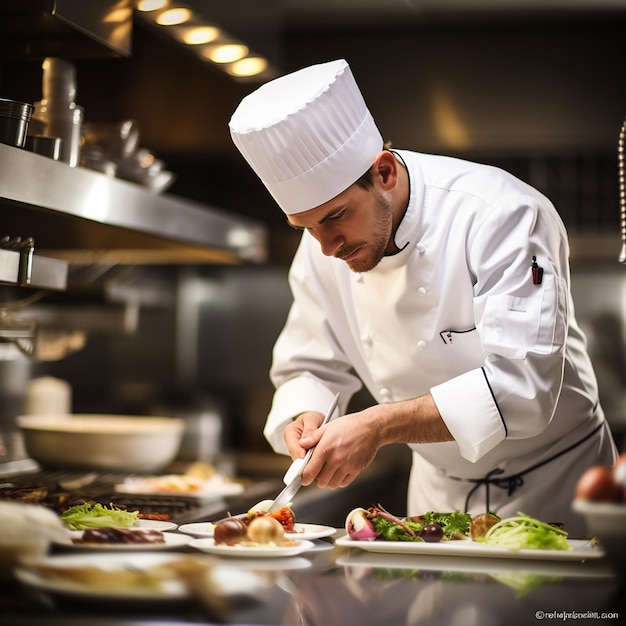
[61,502,139,530]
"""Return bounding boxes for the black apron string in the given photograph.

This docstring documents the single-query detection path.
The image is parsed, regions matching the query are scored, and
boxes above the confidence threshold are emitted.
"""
[452,417,604,513]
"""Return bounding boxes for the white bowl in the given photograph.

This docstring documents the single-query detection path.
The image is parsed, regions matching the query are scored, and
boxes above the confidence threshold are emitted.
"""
[572,499,626,576]
[17,414,185,472]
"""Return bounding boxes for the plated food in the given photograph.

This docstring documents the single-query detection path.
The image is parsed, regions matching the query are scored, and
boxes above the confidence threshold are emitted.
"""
[115,474,244,498]
[60,502,177,532]
[335,536,601,562]
[73,527,167,545]
[14,552,266,602]
[192,500,319,556]
[344,504,575,553]
[189,538,315,558]
[179,521,336,541]
[61,502,142,530]
[55,529,191,552]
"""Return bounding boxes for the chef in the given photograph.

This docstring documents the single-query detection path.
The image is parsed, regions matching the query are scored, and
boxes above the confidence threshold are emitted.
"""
[229,59,618,534]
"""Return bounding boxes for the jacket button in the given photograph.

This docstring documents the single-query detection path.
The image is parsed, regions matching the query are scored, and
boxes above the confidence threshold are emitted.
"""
[416,244,425,254]
[417,286,428,296]
[380,388,391,401]
[417,340,426,350]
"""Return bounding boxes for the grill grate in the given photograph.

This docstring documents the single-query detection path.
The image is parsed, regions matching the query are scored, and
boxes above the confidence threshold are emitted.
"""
[0,468,206,520]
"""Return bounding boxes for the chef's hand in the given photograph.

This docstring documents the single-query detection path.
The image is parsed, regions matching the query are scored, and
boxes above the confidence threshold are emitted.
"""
[283,411,326,460]
[285,408,381,490]
[284,395,452,490]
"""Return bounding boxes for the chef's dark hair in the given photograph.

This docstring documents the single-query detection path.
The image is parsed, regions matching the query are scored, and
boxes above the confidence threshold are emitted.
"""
[355,166,375,190]
[355,144,392,190]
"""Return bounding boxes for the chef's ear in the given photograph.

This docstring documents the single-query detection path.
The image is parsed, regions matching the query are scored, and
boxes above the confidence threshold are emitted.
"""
[373,150,399,190]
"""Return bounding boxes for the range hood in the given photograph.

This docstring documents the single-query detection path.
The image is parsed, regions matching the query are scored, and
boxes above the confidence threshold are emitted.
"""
[0,144,268,277]
[0,0,132,59]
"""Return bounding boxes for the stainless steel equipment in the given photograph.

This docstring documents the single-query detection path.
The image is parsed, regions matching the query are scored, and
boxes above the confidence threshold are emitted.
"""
[0,144,267,267]
[0,0,133,59]
[0,99,33,149]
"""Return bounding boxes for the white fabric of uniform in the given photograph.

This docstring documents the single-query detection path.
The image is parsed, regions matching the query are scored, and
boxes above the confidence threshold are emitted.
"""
[264,149,617,535]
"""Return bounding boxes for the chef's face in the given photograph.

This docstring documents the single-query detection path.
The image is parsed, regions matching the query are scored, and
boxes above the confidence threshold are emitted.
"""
[287,176,395,273]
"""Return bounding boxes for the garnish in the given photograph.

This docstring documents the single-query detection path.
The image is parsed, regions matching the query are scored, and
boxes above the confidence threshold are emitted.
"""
[477,513,571,551]
[61,502,139,530]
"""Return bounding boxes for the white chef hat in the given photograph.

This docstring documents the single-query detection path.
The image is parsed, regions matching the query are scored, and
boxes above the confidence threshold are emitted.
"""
[229,59,384,215]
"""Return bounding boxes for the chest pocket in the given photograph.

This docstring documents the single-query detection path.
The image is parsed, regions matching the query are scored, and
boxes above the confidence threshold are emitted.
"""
[437,327,485,376]
[479,273,567,359]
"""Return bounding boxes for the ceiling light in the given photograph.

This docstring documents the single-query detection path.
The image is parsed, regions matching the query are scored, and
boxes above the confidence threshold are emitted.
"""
[136,0,169,11]
[182,26,220,45]
[203,43,249,64]
[157,7,192,26]
[227,57,268,78]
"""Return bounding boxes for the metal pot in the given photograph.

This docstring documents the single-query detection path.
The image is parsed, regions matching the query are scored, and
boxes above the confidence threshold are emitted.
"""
[0,98,33,148]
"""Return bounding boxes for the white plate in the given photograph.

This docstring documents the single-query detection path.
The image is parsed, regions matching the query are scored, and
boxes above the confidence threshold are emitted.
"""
[291,523,337,541]
[179,522,336,541]
[189,537,315,558]
[334,536,604,562]
[177,522,216,537]
[55,530,191,551]
[135,519,178,532]
[14,552,266,602]
[115,477,244,499]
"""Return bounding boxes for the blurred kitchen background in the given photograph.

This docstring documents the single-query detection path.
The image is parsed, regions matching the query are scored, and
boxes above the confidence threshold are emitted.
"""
[1,0,626,474]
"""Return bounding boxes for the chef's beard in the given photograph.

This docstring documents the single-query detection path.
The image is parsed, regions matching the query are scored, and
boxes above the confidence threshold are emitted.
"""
[337,190,394,273]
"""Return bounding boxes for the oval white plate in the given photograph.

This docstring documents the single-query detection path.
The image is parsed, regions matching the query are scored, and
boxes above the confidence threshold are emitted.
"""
[189,537,315,558]
[14,552,266,602]
[55,530,191,551]
[179,522,336,541]
[334,536,604,562]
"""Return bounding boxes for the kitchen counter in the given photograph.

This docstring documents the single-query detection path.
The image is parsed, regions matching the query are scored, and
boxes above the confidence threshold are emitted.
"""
[2,450,624,625]
[1,532,624,626]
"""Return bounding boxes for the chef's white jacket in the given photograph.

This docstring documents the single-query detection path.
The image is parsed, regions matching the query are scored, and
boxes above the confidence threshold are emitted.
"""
[264,150,617,533]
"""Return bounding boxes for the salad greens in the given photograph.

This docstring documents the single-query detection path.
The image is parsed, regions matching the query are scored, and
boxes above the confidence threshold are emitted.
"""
[61,502,139,530]
[477,513,571,551]
[420,511,472,539]
[366,508,472,542]
[371,516,423,542]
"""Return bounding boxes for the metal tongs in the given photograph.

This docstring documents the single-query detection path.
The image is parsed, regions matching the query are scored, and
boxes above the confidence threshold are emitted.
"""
[268,392,340,512]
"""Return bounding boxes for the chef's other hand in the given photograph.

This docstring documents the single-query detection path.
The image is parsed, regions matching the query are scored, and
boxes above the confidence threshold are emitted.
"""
[284,411,325,461]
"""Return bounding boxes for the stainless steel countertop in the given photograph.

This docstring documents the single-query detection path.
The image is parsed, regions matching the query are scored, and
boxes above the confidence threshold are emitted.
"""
[2,534,623,625]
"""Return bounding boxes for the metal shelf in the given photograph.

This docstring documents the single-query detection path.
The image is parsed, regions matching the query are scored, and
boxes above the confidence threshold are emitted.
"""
[0,247,67,290]
[0,143,268,266]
